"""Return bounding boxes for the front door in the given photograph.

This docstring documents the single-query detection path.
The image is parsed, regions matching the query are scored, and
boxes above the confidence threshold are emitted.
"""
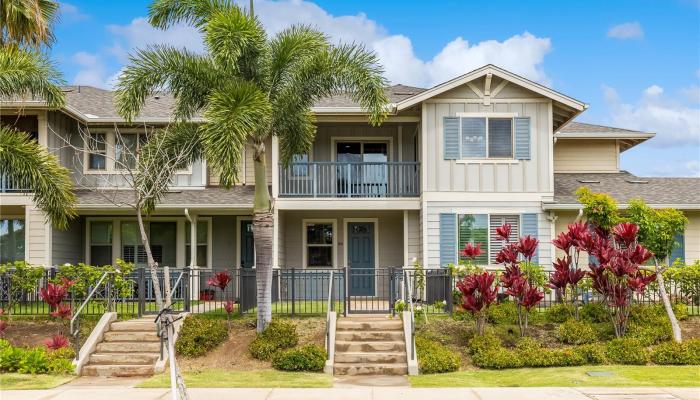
[348,222,375,296]
[240,220,255,268]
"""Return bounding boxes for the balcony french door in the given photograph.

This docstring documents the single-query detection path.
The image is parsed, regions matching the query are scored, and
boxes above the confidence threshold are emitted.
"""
[336,141,388,197]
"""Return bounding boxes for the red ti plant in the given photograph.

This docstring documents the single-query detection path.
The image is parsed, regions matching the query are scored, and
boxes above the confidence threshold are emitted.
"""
[50,303,72,320]
[207,271,232,301]
[40,283,68,310]
[0,308,6,337]
[587,222,654,337]
[44,334,70,350]
[495,224,545,336]
[549,221,590,319]
[456,271,498,335]
[224,300,235,330]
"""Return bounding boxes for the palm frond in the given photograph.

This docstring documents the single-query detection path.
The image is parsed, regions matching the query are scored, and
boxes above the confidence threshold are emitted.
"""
[201,79,272,187]
[114,45,219,121]
[148,0,235,31]
[136,123,202,214]
[276,109,316,165]
[1,0,58,48]
[266,25,328,96]
[0,46,64,108]
[0,125,75,229]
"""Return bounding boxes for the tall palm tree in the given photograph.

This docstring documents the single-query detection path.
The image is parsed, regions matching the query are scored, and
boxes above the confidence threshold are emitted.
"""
[0,0,75,229]
[115,0,389,331]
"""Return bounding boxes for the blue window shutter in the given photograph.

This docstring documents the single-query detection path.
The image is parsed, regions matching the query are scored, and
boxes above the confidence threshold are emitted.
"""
[439,213,457,267]
[443,117,459,160]
[461,117,487,158]
[669,232,685,265]
[521,213,539,265]
[514,117,531,160]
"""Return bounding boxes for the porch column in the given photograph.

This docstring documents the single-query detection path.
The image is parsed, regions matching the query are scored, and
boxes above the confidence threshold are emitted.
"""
[403,210,409,267]
[272,207,279,268]
[188,214,200,301]
[271,136,279,199]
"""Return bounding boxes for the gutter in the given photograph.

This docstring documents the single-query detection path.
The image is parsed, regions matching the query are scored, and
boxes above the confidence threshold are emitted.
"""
[543,203,700,211]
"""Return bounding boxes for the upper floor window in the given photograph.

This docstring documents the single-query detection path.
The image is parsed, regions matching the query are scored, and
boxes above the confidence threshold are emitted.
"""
[88,133,107,170]
[444,115,531,161]
[116,133,147,170]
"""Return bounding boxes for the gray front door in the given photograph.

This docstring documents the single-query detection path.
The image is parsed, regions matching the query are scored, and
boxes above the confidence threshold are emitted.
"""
[348,222,375,296]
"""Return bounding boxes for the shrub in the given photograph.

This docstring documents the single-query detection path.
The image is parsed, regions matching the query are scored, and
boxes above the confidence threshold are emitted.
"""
[575,343,607,364]
[487,301,519,325]
[249,320,299,360]
[672,303,689,321]
[606,338,648,365]
[626,321,672,346]
[176,316,228,357]
[546,303,574,323]
[467,332,501,355]
[557,319,597,345]
[0,343,73,374]
[271,345,326,371]
[650,340,700,365]
[580,302,608,323]
[472,346,524,369]
[415,336,460,374]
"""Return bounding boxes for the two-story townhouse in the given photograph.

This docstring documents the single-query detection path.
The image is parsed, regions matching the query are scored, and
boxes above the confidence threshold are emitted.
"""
[1,65,698,303]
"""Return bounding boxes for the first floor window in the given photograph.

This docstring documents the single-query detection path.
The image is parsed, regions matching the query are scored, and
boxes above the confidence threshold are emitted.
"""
[458,214,488,265]
[186,220,209,267]
[0,219,25,263]
[90,221,112,265]
[88,133,107,170]
[305,222,333,267]
[120,221,175,266]
[489,215,520,262]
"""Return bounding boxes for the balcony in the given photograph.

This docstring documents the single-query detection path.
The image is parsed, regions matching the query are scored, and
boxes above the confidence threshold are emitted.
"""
[0,175,30,193]
[278,162,420,198]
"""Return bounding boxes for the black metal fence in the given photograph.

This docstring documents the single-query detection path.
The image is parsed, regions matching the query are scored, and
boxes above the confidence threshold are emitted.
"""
[1,266,699,317]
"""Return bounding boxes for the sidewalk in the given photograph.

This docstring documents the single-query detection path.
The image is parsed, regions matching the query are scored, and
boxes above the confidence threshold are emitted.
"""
[2,386,698,400]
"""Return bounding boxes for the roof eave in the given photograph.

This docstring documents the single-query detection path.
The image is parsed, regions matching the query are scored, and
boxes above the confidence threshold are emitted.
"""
[543,202,700,211]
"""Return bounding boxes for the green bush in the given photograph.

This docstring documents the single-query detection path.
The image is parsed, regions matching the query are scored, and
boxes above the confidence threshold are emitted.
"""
[546,303,574,323]
[650,340,700,365]
[467,333,501,355]
[672,303,689,321]
[557,319,597,345]
[626,321,672,346]
[580,302,608,323]
[176,316,228,357]
[249,320,299,360]
[415,336,460,374]
[472,346,524,369]
[471,337,601,369]
[606,338,648,365]
[0,342,74,375]
[487,302,518,325]
[271,345,326,371]
[575,343,607,364]
[514,337,586,368]
[630,303,687,324]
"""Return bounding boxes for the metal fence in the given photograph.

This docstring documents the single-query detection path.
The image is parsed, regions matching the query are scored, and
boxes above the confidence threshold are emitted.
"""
[1,266,698,317]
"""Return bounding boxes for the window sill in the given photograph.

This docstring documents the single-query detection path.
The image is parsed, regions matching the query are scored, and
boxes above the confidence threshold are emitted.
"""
[455,159,520,164]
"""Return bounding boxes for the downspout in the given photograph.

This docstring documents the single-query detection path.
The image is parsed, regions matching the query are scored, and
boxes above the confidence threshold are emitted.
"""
[184,209,194,268]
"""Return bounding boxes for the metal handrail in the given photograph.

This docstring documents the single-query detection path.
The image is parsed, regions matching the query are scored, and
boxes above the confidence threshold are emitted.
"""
[404,269,416,361]
[70,271,112,360]
[325,270,334,360]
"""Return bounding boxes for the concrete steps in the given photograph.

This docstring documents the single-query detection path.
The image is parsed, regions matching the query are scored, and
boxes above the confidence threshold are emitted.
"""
[334,316,407,376]
[81,318,161,378]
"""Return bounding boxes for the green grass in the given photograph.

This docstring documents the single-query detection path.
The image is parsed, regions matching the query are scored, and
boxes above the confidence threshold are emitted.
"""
[5,300,199,317]
[409,365,700,387]
[137,369,332,388]
[0,374,74,390]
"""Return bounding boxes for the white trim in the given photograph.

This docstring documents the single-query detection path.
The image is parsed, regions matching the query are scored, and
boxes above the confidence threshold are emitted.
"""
[424,98,551,104]
[343,218,379,297]
[456,112,518,118]
[302,219,337,269]
[236,216,254,269]
[455,159,519,165]
[403,210,409,267]
[315,116,420,123]
[276,198,420,210]
[422,191,552,202]
[185,216,213,269]
[490,80,509,97]
[554,132,654,139]
[453,113,518,161]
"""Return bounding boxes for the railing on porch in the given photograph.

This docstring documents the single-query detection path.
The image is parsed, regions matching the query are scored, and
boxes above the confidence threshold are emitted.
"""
[278,162,420,198]
[0,174,30,193]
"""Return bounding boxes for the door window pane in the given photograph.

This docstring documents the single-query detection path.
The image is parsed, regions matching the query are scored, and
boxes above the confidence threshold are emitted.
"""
[0,219,25,263]
[488,118,513,158]
[362,142,388,163]
[291,154,309,177]
[336,142,362,163]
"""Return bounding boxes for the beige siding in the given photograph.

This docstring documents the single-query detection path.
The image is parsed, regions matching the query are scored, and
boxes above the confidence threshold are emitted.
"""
[277,212,286,267]
[311,123,418,162]
[554,139,619,173]
[26,207,48,265]
[424,99,552,193]
[244,137,273,184]
[280,210,404,268]
[553,210,592,266]
[686,211,700,264]
[407,210,421,264]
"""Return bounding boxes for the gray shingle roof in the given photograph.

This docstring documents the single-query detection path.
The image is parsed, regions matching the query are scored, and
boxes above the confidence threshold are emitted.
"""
[558,122,649,136]
[553,172,700,206]
[75,186,256,207]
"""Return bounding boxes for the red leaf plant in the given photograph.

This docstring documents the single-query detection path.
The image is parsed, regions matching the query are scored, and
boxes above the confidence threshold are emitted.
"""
[207,271,232,297]
[50,303,72,320]
[549,221,593,319]
[460,243,483,260]
[40,283,68,310]
[587,222,654,337]
[44,334,70,350]
[456,271,498,335]
[0,308,6,337]
[496,224,512,242]
[224,300,235,329]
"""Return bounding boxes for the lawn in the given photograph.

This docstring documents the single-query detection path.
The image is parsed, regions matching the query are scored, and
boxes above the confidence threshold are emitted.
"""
[137,369,332,388]
[5,300,198,317]
[409,365,700,387]
[0,374,74,390]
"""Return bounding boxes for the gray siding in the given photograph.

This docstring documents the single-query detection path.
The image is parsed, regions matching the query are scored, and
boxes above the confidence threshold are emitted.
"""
[51,217,85,265]
[211,215,237,270]
[312,123,418,162]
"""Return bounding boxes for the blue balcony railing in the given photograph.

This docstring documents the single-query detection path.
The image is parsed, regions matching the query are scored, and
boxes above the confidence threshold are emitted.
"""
[278,161,420,198]
[0,174,30,193]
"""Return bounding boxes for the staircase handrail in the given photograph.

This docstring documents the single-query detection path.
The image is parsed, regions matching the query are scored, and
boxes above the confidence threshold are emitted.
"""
[70,271,112,360]
[403,269,416,362]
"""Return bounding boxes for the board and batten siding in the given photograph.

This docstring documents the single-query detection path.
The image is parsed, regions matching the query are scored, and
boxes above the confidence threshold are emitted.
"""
[406,210,421,264]
[423,101,552,193]
[426,201,553,269]
[685,211,700,264]
[554,140,619,173]
[51,218,84,265]
[26,207,49,265]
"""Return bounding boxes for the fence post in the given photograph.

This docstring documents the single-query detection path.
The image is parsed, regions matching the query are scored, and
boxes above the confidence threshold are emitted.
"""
[389,267,395,316]
[344,265,349,317]
[183,267,191,312]
[138,267,145,317]
[291,268,296,317]
[446,268,453,315]
[106,275,113,313]
[238,268,244,316]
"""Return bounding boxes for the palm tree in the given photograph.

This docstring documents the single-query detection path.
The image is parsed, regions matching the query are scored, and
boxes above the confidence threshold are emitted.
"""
[115,0,389,331]
[0,0,75,229]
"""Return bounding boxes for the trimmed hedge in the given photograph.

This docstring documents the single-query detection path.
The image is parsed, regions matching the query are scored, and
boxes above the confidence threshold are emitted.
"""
[176,316,228,357]
[580,302,608,323]
[546,303,575,323]
[650,340,700,365]
[271,344,326,371]
[467,333,502,355]
[0,339,74,374]
[249,320,299,360]
[557,319,597,345]
[469,336,603,369]
[605,338,648,365]
[487,302,519,325]
[415,336,460,374]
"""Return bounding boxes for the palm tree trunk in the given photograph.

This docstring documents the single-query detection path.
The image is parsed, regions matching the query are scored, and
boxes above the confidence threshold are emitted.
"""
[654,259,682,342]
[136,208,163,311]
[252,142,273,332]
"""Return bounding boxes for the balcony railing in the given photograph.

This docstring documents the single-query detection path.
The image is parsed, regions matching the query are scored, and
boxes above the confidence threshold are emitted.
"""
[0,174,30,193]
[279,161,420,198]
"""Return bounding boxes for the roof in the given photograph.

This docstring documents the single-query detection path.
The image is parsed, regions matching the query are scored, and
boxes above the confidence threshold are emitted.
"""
[556,122,654,151]
[314,84,426,108]
[550,172,700,209]
[74,186,256,209]
[558,122,648,135]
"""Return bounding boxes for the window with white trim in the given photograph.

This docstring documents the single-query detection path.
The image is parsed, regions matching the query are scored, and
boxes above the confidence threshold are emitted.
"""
[488,215,520,262]
[116,133,148,170]
[460,117,514,159]
[457,214,520,265]
[186,220,209,267]
[89,221,112,265]
[87,133,107,170]
[0,218,25,263]
[305,222,334,267]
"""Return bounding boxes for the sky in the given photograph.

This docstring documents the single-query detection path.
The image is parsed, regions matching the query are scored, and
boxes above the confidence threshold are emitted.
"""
[51,0,700,177]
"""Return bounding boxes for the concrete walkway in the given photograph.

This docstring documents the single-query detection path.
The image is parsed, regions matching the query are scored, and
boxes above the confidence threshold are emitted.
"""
[2,386,698,400]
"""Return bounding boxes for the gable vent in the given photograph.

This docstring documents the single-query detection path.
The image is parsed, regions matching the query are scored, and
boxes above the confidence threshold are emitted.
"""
[626,180,649,184]
[577,180,600,184]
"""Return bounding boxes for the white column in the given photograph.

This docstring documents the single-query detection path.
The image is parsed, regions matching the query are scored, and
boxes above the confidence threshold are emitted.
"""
[176,219,185,267]
[271,136,279,199]
[272,208,279,268]
[403,210,409,267]
[189,214,198,267]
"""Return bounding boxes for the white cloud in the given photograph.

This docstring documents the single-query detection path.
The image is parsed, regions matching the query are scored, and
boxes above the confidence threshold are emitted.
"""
[649,159,700,177]
[602,84,700,147]
[59,2,89,22]
[680,85,700,104]
[88,0,552,89]
[607,22,644,40]
[72,51,106,87]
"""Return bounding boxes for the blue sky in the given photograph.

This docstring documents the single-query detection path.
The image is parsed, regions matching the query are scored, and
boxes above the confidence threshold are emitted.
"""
[52,0,700,177]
